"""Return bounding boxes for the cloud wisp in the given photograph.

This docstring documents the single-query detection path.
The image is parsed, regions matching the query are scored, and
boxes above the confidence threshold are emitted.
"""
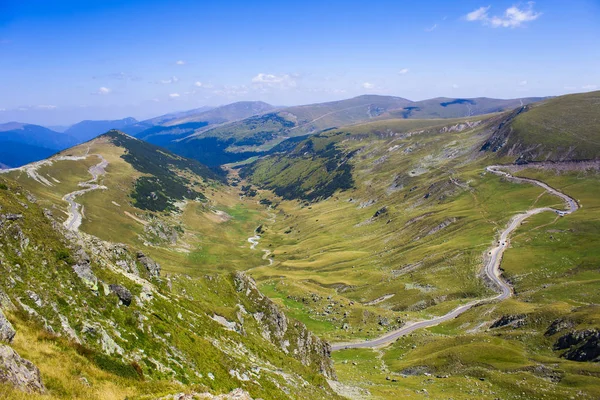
[466,3,541,28]
[157,76,179,84]
[251,73,297,89]
[92,87,111,95]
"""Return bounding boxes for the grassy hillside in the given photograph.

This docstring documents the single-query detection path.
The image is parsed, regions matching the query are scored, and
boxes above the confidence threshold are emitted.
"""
[482,91,600,162]
[134,102,275,152]
[238,110,600,398]
[0,176,339,399]
[153,95,543,167]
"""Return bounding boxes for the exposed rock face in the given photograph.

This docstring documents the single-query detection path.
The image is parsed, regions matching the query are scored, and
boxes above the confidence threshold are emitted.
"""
[232,272,336,379]
[137,251,161,278]
[490,314,527,329]
[554,330,600,362]
[0,344,45,393]
[72,263,99,291]
[545,318,576,337]
[2,214,23,222]
[109,284,133,306]
[0,289,15,311]
[159,388,253,400]
[0,311,15,343]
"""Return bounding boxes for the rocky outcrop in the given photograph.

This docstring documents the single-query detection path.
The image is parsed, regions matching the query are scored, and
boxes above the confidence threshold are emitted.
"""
[159,388,253,400]
[0,344,45,393]
[109,284,133,306]
[545,318,575,337]
[554,329,600,362]
[490,314,527,329]
[0,289,15,311]
[137,251,161,278]
[72,263,99,291]
[0,311,15,343]
[233,272,336,379]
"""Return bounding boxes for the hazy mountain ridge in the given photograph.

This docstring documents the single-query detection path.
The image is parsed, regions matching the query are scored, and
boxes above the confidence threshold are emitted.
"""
[64,117,139,142]
[146,95,546,166]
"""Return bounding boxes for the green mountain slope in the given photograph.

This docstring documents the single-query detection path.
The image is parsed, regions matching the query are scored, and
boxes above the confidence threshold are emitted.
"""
[150,95,543,167]
[135,102,275,150]
[481,91,600,162]
[239,101,600,398]
[0,176,339,399]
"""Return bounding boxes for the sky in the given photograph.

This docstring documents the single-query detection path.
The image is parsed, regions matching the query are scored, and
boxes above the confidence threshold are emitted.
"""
[0,0,599,125]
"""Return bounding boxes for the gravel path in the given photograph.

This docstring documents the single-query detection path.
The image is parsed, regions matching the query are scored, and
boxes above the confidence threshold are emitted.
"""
[62,155,108,231]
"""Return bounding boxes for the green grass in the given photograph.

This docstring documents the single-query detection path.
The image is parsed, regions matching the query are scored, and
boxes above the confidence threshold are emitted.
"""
[499,91,600,161]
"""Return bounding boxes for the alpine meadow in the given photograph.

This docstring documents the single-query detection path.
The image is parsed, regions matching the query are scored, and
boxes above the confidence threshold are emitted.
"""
[0,1,599,399]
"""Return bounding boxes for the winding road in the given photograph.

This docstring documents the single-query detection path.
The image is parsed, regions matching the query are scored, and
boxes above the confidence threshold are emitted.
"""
[62,155,108,231]
[331,166,578,350]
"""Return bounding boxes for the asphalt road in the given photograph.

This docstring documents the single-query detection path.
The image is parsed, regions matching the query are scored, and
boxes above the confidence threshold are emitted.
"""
[331,166,578,351]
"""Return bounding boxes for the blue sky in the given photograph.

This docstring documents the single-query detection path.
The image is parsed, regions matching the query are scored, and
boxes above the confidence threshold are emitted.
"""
[0,0,599,125]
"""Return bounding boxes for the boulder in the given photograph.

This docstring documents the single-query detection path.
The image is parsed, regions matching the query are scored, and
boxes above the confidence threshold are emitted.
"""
[137,251,161,278]
[0,311,15,343]
[0,344,45,393]
[490,314,527,329]
[554,329,600,362]
[0,289,15,311]
[72,263,99,291]
[109,284,132,306]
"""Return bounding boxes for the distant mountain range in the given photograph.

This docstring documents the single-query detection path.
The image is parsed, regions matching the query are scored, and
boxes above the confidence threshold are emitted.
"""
[63,117,139,142]
[0,95,545,168]
[0,122,77,168]
[138,95,544,166]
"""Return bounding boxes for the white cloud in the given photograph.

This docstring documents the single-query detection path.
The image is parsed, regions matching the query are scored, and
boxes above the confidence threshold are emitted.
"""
[425,24,438,32]
[251,73,297,89]
[194,81,203,87]
[452,84,460,89]
[398,68,409,75]
[158,76,179,84]
[36,105,57,110]
[465,3,541,28]
[519,80,528,86]
[175,60,186,65]
[582,84,598,90]
[169,93,180,99]
[212,85,249,97]
[92,87,111,95]
[362,82,375,89]
[466,6,491,22]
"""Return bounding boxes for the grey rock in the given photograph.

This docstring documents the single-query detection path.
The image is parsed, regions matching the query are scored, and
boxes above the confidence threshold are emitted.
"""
[490,314,527,329]
[554,330,600,362]
[72,264,99,291]
[0,344,45,393]
[545,318,575,336]
[2,214,23,221]
[74,248,91,264]
[26,291,43,308]
[0,289,15,311]
[232,271,336,379]
[0,311,15,343]
[109,284,132,306]
[137,251,161,278]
